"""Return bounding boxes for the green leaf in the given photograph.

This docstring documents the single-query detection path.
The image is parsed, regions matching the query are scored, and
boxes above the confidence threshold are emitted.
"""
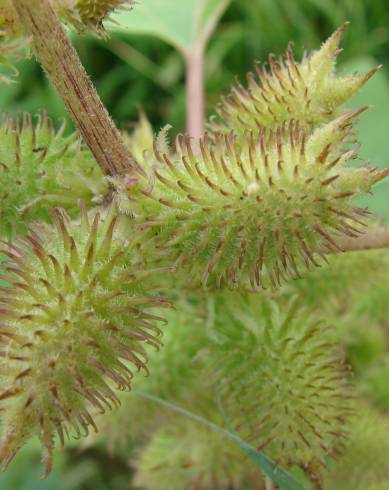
[133,390,308,490]
[111,0,231,53]
[239,443,308,490]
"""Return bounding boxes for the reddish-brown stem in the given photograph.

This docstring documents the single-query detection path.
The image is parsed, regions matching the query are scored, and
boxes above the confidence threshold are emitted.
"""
[185,47,205,139]
[12,0,142,177]
[335,226,389,253]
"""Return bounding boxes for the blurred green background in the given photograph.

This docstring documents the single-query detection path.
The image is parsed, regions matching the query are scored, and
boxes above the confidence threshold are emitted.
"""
[0,0,389,488]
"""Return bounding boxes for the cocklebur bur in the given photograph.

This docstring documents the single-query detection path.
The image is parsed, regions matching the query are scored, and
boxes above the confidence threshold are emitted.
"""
[58,0,133,35]
[0,113,107,238]
[0,203,171,476]
[211,22,380,136]
[0,0,132,37]
[112,108,387,290]
[0,5,389,487]
[208,293,353,485]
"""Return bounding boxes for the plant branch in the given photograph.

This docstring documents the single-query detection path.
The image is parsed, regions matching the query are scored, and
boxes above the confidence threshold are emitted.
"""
[12,0,142,177]
[334,226,389,253]
[185,47,205,139]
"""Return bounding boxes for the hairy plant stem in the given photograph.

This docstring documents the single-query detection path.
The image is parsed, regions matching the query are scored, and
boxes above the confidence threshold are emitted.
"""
[12,0,142,177]
[334,226,389,253]
[185,47,205,139]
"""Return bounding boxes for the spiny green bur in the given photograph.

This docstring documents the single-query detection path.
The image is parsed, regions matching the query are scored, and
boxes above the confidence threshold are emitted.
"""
[0,0,132,38]
[134,418,254,490]
[211,22,379,135]
[113,110,385,290]
[0,113,107,238]
[0,18,388,486]
[324,406,389,490]
[210,293,352,483]
[0,204,170,476]
[58,0,133,35]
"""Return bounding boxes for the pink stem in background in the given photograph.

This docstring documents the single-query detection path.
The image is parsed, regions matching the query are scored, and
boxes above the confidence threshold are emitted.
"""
[185,47,205,139]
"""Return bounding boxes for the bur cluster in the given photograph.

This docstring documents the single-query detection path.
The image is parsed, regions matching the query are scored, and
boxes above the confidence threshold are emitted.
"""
[0,12,388,490]
[111,25,387,291]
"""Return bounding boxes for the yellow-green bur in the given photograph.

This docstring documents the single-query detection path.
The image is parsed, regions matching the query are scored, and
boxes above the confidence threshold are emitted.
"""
[211,23,380,136]
[209,292,353,485]
[0,0,132,37]
[112,111,387,290]
[0,205,170,476]
[0,113,107,238]
[58,0,133,34]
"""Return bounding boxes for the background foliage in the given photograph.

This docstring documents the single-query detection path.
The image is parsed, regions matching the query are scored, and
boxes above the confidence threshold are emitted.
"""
[0,0,388,488]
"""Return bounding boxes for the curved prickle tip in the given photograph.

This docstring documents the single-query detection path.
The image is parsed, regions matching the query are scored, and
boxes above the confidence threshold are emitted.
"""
[39,440,53,479]
[372,167,389,184]
[310,20,350,67]
[0,433,18,472]
[363,64,382,82]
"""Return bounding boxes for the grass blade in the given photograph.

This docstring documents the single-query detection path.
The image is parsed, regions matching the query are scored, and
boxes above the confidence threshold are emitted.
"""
[132,390,308,490]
